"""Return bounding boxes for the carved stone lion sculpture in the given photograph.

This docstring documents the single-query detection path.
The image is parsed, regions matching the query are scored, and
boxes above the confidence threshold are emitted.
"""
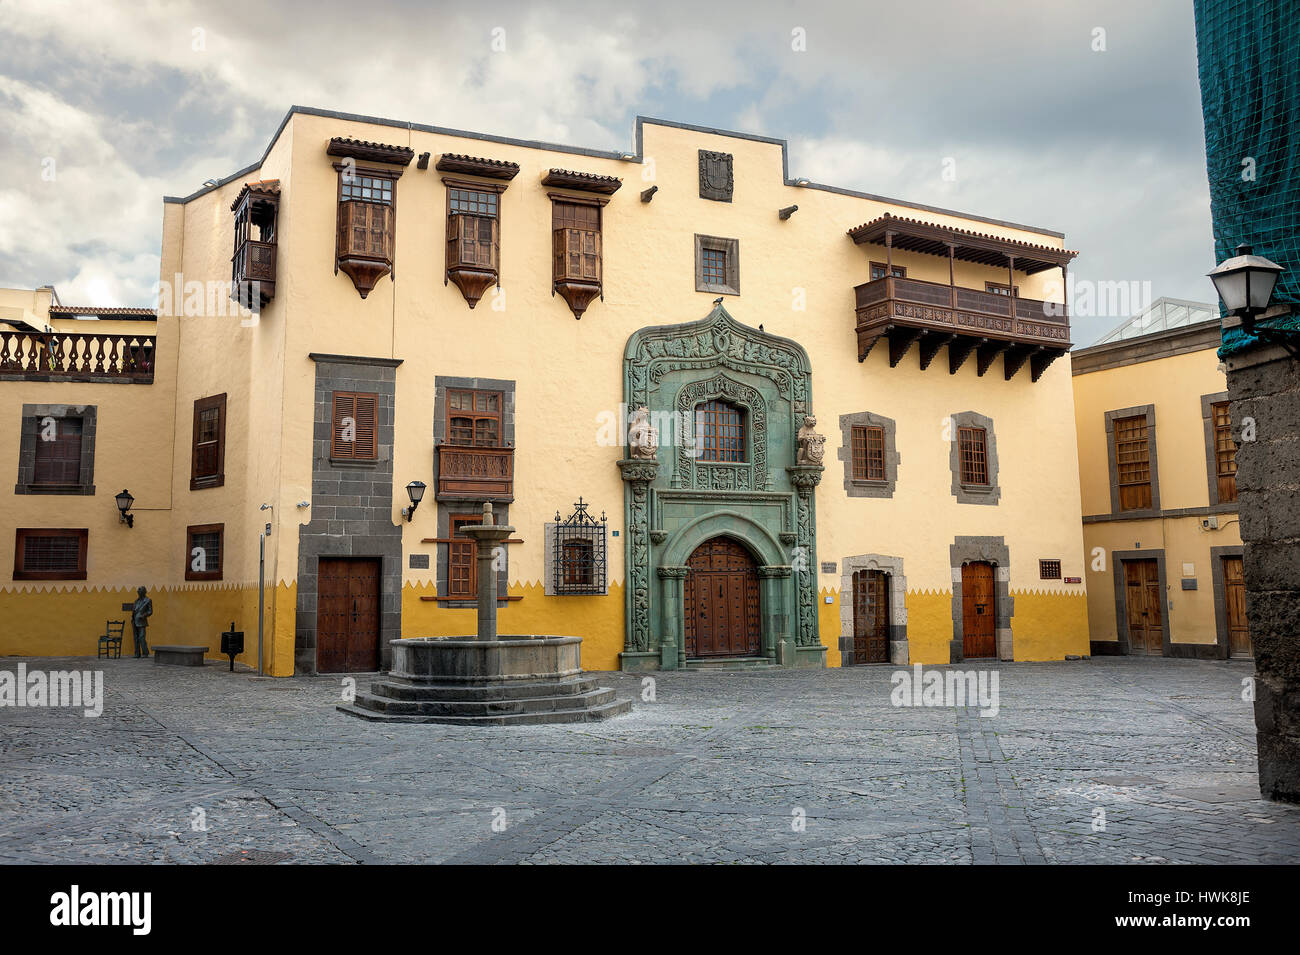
[628,406,659,460]
[796,414,826,466]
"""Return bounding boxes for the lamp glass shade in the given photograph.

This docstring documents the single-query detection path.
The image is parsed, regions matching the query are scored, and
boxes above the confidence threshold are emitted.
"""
[406,480,427,504]
[115,489,134,513]
[1208,249,1284,315]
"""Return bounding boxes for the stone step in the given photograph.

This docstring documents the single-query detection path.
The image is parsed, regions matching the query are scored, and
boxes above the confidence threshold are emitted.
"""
[368,675,599,702]
[683,657,779,671]
[337,697,632,726]
[349,686,622,718]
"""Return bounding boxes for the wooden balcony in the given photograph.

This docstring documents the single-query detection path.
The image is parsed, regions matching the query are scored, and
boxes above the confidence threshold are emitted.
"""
[0,330,155,383]
[436,445,514,502]
[232,239,277,309]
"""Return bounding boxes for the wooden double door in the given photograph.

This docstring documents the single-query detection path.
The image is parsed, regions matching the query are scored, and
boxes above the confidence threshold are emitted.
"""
[1123,558,1164,654]
[852,570,890,664]
[317,556,381,672]
[961,562,997,658]
[1222,556,1251,657]
[684,537,761,658]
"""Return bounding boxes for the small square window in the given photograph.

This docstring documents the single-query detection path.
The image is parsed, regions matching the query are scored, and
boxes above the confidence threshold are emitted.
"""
[1039,559,1062,580]
[694,234,740,295]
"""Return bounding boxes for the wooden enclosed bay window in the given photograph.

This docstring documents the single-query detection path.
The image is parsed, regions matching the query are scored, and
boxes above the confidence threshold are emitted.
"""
[230,180,279,309]
[444,179,505,308]
[327,137,412,299]
[851,425,886,482]
[331,392,378,460]
[550,194,606,319]
[190,394,226,490]
[1115,414,1153,511]
[1212,401,1238,503]
[13,528,87,580]
[958,426,989,486]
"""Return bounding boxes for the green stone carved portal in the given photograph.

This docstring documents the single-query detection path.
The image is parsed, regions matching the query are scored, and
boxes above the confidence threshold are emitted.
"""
[620,304,825,670]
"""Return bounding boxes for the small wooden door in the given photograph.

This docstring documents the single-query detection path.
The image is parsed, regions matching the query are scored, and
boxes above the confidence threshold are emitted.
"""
[852,570,890,664]
[961,562,996,658]
[1223,556,1251,657]
[684,538,760,658]
[1123,559,1164,654]
[317,557,381,672]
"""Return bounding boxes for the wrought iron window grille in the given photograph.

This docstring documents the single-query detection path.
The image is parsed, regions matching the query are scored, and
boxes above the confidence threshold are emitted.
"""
[553,498,607,595]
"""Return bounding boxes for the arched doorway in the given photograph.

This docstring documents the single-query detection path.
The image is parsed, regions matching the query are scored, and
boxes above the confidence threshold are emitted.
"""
[961,561,996,658]
[684,537,761,658]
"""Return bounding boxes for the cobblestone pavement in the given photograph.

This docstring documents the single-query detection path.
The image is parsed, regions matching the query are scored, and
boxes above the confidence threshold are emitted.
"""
[1,655,1298,864]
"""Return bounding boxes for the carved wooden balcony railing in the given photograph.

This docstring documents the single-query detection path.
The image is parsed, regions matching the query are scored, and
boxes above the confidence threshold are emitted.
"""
[854,275,1071,382]
[0,331,156,383]
[230,179,280,309]
[436,445,514,502]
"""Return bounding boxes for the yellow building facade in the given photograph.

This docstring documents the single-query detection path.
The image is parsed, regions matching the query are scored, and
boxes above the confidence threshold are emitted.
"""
[3,107,1091,674]
[1072,306,1250,658]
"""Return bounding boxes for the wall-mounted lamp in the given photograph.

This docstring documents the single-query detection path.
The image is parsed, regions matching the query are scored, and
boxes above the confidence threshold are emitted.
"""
[115,489,134,528]
[640,185,658,203]
[794,178,810,187]
[1208,244,1295,355]
[779,204,798,220]
[296,500,310,509]
[402,480,427,522]
[202,178,219,188]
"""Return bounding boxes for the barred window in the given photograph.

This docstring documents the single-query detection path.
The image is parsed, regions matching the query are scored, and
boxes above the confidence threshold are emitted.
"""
[13,528,87,580]
[341,175,394,204]
[185,524,224,581]
[852,425,885,481]
[550,499,607,596]
[697,400,745,463]
[1039,559,1062,580]
[958,426,988,486]
[702,248,727,286]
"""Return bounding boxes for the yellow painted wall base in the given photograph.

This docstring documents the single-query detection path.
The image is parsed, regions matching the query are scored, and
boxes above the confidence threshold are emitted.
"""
[1,582,297,676]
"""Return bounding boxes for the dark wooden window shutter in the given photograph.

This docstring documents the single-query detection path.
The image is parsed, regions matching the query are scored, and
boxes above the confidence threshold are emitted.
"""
[331,391,379,459]
[33,417,83,486]
[190,394,227,490]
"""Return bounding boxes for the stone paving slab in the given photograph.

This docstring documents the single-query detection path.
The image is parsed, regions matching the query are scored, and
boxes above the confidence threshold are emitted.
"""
[0,654,1297,864]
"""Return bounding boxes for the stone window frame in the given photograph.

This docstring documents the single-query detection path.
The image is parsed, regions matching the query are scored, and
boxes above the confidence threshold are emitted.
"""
[694,234,740,296]
[1110,548,1171,657]
[15,404,97,496]
[1210,544,1246,660]
[543,519,609,596]
[1201,391,1237,507]
[432,375,516,606]
[948,411,1000,505]
[1104,404,1161,517]
[949,536,1012,663]
[837,411,900,498]
[839,554,908,665]
[185,522,224,581]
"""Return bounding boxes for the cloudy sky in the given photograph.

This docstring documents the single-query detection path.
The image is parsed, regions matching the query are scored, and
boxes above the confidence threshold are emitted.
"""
[0,0,1214,344]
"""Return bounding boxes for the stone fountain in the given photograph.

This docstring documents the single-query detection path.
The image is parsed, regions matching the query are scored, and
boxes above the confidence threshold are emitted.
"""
[339,502,631,725]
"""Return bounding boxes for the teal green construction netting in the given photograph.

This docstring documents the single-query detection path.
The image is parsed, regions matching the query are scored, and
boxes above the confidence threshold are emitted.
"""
[1195,0,1300,357]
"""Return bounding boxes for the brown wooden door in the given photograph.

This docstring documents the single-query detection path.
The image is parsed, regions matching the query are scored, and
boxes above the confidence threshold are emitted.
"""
[1123,559,1163,654]
[684,538,760,658]
[852,570,890,663]
[317,557,381,672]
[961,562,996,658]
[1223,556,1251,657]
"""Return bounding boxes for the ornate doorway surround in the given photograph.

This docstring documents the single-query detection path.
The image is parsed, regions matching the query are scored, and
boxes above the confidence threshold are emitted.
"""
[618,304,825,670]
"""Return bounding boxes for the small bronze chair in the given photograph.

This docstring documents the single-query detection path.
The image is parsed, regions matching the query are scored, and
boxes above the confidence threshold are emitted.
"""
[98,620,125,659]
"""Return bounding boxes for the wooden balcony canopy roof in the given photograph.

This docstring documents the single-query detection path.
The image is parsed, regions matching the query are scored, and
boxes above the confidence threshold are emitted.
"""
[230,179,280,212]
[47,305,157,320]
[326,137,415,166]
[541,168,623,195]
[847,213,1078,275]
[435,153,521,180]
